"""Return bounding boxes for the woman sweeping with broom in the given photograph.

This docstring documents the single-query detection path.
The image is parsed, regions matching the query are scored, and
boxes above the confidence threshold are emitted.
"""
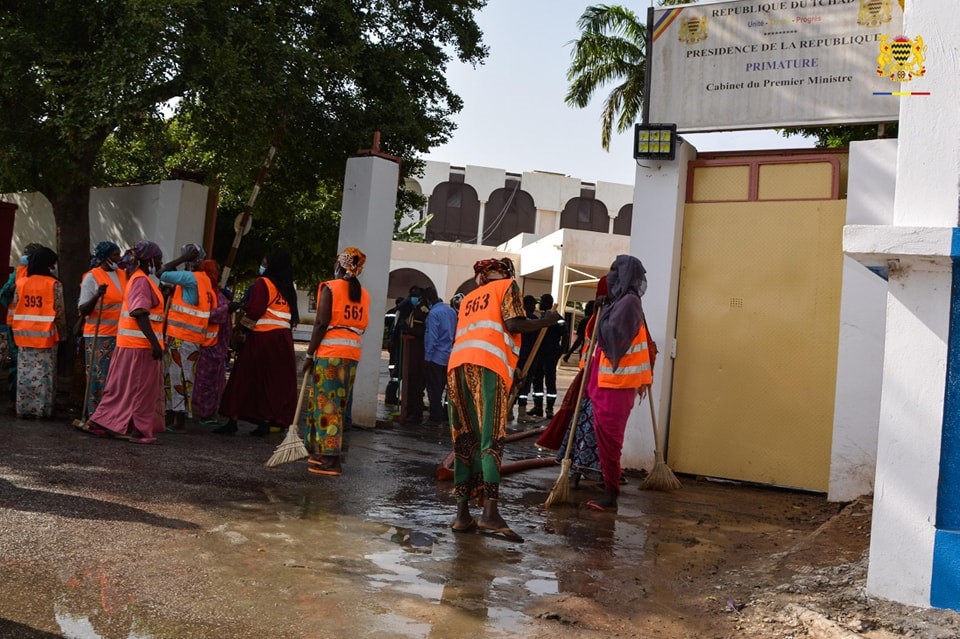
[578,255,656,512]
[302,247,370,477]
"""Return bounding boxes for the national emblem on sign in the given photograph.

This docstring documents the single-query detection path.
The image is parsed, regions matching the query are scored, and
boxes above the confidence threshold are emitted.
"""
[678,16,708,45]
[857,0,892,27]
[877,35,926,82]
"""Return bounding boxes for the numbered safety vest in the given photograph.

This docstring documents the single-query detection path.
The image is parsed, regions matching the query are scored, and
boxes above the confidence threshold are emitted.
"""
[117,270,165,350]
[15,264,27,284]
[253,278,292,332]
[83,268,128,337]
[315,278,370,361]
[596,321,653,389]
[447,278,520,386]
[166,273,215,344]
[11,275,58,348]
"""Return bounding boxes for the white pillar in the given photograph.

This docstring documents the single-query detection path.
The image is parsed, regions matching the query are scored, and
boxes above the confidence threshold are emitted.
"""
[337,156,399,429]
[476,200,486,245]
[844,2,960,608]
[621,140,697,470]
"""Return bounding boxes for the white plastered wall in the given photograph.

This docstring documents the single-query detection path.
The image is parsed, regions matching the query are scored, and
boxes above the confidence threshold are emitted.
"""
[622,140,696,470]
[828,139,896,502]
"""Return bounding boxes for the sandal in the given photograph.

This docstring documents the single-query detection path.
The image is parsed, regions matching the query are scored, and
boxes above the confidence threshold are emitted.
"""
[477,524,524,544]
[450,517,478,533]
[584,499,618,513]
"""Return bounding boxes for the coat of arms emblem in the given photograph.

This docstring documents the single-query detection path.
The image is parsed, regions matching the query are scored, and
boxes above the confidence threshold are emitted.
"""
[877,35,926,82]
[679,16,708,45]
[857,0,892,27]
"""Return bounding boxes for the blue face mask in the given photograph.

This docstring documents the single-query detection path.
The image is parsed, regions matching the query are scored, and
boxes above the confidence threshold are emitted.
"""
[259,265,267,275]
[20,255,29,265]
[409,296,419,306]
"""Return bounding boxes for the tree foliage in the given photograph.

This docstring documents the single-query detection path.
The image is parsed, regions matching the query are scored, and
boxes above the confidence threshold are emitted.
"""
[0,0,488,320]
[778,123,898,148]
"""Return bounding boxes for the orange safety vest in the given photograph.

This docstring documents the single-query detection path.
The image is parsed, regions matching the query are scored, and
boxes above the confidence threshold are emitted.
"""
[253,278,292,332]
[11,275,58,348]
[166,273,215,344]
[117,271,165,350]
[83,268,128,337]
[15,264,27,284]
[315,279,370,361]
[447,278,520,386]
[596,321,653,389]
[579,313,598,370]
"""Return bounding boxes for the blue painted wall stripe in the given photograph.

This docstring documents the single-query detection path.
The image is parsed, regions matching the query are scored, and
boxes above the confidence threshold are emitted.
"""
[932,251,960,607]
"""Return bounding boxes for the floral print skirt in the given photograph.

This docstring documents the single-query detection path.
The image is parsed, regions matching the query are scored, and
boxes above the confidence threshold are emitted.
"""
[305,357,358,457]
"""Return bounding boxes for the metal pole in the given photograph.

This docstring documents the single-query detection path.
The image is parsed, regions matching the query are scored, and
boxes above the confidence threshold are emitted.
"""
[642,4,655,125]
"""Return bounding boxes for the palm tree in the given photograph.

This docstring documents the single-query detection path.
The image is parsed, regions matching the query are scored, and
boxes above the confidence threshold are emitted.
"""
[565,5,648,151]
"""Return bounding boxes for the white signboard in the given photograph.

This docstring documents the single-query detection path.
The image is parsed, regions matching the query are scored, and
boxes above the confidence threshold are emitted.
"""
[650,0,907,132]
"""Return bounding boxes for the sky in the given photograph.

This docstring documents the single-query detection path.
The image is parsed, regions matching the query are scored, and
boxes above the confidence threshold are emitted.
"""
[424,0,815,186]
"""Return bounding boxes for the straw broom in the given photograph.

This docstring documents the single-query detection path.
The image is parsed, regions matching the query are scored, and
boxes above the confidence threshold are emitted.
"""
[73,296,103,428]
[640,384,682,491]
[544,306,603,508]
[265,373,311,468]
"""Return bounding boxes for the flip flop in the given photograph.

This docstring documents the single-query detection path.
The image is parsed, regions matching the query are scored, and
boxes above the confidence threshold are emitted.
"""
[78,422,109,438]
[477,525,524,543]
[307,466,342,477]
[128,436,159,445]
[450,517,478,533]
[584,499,617,513]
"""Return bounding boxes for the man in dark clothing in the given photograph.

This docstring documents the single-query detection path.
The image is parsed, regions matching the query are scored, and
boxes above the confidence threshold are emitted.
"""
[528,293,565,419]
[563,299,595,363]
[515,295,539,422]
[397,286,430,425]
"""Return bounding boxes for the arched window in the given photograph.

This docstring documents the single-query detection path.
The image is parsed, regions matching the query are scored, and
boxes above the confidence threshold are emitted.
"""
[613,204,633,236]
[425,180,481,243]
[559,195,608,232]
[481,183,536,246]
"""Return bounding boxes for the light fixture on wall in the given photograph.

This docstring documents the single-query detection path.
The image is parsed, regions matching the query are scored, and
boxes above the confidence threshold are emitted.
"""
[633,123,678,161]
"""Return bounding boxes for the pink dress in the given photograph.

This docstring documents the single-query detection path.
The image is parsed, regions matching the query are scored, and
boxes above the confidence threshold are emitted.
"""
[584,349,638,494]
[89,277,165,438]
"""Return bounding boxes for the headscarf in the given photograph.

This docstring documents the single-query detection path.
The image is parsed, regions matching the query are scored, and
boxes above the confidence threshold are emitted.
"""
[90,241,120,268]
[119,240,163,274]
[263,249,299,325]
[180,243,206,263]
[336,247,366,279]
[597,255,647,370]
[473,257,515,286]
[20,242,46,265]
[27,247,58,277]
[198,259,219,290]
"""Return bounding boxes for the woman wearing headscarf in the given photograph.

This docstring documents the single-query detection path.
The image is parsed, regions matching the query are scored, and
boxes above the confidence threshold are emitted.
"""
[581,255,653,512]
[157,243,208,433]
[447,257,561,542]
[83,241,166,443]
[303,247,370,476]
[191,259,232,424]
[1,242,48,405]
[216,249,298,436]
[10,247,66,418]
[76,241,126,416]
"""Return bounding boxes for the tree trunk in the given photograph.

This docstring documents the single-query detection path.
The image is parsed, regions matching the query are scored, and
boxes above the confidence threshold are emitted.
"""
[51,184,91,371]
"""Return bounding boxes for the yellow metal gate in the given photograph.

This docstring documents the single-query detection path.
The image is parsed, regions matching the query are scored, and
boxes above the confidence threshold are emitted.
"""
[667,154,846,491]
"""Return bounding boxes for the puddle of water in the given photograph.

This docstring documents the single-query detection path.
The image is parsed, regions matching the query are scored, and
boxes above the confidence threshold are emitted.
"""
[55,605,152,639]
[366,547,445,602]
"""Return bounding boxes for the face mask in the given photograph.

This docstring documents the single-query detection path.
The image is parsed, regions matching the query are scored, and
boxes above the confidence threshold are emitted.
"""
[50,266,58,277]
[20,255,29,265]
[409,296,419,306]
[103,260,116,272]
[259,265,267,275]
[148,264,157,276]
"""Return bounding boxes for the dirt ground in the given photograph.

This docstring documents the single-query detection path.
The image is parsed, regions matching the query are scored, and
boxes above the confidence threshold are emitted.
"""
[2,359,960,638]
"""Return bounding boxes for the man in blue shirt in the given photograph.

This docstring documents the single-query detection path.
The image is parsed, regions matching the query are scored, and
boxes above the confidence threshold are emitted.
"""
[423,286,458,426]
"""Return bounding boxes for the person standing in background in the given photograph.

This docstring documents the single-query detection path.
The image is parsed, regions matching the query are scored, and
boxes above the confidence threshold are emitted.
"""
[83,241,166,443]
[563,300,595,363]
[398,286,429,425]
[515,295,540,423]
[304,247,370,476]
[191,260,232,425]
[77,241,126,417]
[422,286,457,426]
[1,243,48,407]
[10,247,66,418]
[527,293,565,420]
[158,244,207,433]
[216,249,298,437]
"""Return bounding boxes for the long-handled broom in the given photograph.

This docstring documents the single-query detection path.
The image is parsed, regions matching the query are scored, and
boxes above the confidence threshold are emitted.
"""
[265,372,311,468]
[544,306,603,508]
[72,296,103,428]
[640,383,682,491]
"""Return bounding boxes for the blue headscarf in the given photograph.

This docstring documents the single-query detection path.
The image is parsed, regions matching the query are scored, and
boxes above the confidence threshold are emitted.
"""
[90,241,120,268]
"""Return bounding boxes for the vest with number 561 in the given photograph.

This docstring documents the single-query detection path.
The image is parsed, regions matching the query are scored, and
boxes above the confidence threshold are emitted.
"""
[315,278,370,361]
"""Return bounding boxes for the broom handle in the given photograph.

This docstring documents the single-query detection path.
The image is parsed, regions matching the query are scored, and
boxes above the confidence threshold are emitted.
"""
[559,304,605,462]
[646,384,664,454]
[80,295,104,419]
[508,325,547,409]
[293,367,311,427]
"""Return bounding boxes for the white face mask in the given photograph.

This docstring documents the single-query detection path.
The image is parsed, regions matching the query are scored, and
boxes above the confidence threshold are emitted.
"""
[259,265,267,275]
[148,264,157,276]
[103,259,116,272]
[49,265,59,278]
